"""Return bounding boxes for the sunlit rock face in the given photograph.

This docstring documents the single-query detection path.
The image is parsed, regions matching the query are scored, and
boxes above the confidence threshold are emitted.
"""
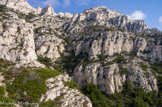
[0,0,161,100]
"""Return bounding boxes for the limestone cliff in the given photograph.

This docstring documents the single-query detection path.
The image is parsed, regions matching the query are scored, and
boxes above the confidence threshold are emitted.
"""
[0,1,161,107]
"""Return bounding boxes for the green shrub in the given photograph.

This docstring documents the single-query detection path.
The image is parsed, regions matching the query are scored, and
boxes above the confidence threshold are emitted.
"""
[133,96,149,107]
[118,65,128,75]
[39,95,63,107]
[36,69,60,79]
[65,80,80,91]
[82,83,113,107]
[140,64,148,71]
[0,5,7,12]
[151,62,162,74]
[62,51,88,74]
[25,12,37,22]
[127,52,136,57]
[82,81,161,107]
[0,86,5,97]
[34,27,42,33]
[121,68,128,75]
[0,86,14,107]
[6,68,60,103]
[7,71,47,103]
[38,56,52,67]
[105,27,114,31]
[117,29,125,32]
[122,81,133,94]
[97,54,107,61]
[113,55,126,64]
[39,100,55,107]
[0,96,14,107]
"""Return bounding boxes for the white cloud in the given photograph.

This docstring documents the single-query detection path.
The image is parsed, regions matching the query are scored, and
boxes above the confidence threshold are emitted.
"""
[159,16,162,23]
[127,10,146,20]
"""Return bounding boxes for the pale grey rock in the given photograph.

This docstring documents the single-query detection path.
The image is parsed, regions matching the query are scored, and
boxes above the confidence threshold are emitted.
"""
[71,30,161,61]
[37,4,55,16]
[140,37,162,61]
[73,57,158,95]
[34,27,65,61]
[0,73,5,86]
[3,0,35,14]
[40,74,92,107]
[0,0,6,5]
[0,18,43,67]
[73,31,134,60]
[35,6,42,15]
[0,0,161,100]
[57,12,73,18]
[73,63,125,95]
[0,0,56,16]
[65,6,150,33]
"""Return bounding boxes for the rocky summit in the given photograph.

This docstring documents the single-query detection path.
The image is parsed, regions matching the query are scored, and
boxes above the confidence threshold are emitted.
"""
[0,0,162,107]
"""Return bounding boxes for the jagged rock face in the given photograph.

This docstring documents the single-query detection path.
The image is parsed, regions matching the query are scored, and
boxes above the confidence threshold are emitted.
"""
[35,32,65,61]
[0,4,69,67]
[40,74,92,107]
[0,0,161,102]
[141,36,162,61]
[70,30,162,62]
[73,31,134,60]
[73,57,158,95]
[65,6,149,33]
[0,0,56,16]
[0,18,44,67]
[4,0,35,13]
[58,12,73,19]
[36,5,56,16]
[84,6,121,20]
[40,4,55,15]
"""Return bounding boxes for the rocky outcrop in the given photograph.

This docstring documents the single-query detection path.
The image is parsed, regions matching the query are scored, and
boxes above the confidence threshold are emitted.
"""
[58,12,73,18]
[40,74,92,107]
[65,6,150,33]
[0,0,161,102]
[0,0,56,16]
[0,73,5,86]
[73,57,158,95]
[0,0,35,13]
[73,31,134,60]
[139,36,162,62]
[35,32,65,61]
[70,30,162,62]
[36,4,56,16]
[0,17,44,67]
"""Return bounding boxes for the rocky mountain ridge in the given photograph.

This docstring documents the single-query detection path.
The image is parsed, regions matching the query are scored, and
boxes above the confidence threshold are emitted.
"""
[0,0,162,107]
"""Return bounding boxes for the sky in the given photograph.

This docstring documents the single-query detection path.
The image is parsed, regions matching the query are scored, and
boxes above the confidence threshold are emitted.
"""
[27,0,162,30]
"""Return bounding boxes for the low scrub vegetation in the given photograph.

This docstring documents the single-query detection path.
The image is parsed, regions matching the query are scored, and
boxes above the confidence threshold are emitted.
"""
[5,68,60,103]
[38,56,53,67]
[65,80,80,91]
[113,54,127,64]
[82,82,162,107]
[0,86,14,107]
